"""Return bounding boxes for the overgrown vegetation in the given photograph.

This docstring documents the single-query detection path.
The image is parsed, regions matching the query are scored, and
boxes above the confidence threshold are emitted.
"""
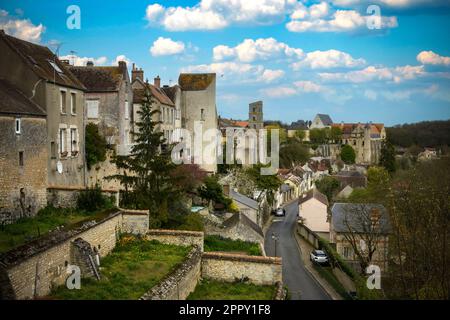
[279,141,310,169]
[386,120,450,148]
[0,206,116,253]
[50,236,191,300]
[198,175,233,211]
[76,184,114,212]
[340,144,356,164]
[85,123,107,170]
[187,279,275,300]
[315,176,340,202]
[204,235,262,256]
[312,264,353,300]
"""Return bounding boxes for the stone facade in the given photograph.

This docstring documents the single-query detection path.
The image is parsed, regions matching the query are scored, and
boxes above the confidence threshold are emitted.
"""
[140,246,202,300]
[201,252,282,286]
[0,116,48,223]
[0,209,149,299]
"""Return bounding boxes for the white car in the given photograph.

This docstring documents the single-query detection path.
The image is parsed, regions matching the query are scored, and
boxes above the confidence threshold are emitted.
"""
[310,250,329,264]
[275,207,286,217]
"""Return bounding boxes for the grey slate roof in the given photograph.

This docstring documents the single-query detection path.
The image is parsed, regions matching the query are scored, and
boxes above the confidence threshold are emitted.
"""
[0,79,46,116]
[223,212,264,237]
[230,189,258,210]
[331,203,391,234]
[316,114,333,126]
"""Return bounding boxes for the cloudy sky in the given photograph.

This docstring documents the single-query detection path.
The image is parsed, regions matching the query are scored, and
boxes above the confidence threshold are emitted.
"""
[1,0,449,126]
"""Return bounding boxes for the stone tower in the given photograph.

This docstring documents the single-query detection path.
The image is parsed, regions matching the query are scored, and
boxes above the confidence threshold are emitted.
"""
[249,101,263,130]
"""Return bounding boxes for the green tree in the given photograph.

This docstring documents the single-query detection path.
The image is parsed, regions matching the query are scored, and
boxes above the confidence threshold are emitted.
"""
[315,176,340,202]
[294,129,306,142]
[309,128,328,144]
[279,141,310,169]
[85,123,107,170]
[198,176,231,209]
[329,126,342,143]
[107,89,179,225]
[340,144,356,164]
[245,164,282,207]
[380,140,396,173]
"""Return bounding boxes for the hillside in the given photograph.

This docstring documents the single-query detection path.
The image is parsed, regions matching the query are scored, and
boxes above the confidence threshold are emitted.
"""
[386,120,450,148]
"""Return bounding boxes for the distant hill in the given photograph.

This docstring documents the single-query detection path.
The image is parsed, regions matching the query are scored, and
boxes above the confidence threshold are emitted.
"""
[387,120,450,148]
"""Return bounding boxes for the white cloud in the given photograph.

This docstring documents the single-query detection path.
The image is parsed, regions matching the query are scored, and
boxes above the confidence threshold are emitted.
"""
[286,6,398,33]
[319,65,424,83]
[293,80,323,92]
[150,37,185,57]
[332,0,449,9]
[261,86,298,98]
[364,89,378,100]
[291,49,365,69]
[181,61,283,83]
[417,51,450,66]
[213,37,303,62]
[0,9,45,42]
[59,55,108,66]
[113,55,133,66]
[259,69,285,82]
[145,0,293,31]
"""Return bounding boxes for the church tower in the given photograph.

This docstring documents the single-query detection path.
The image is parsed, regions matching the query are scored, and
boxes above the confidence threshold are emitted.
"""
[249,101,263,130]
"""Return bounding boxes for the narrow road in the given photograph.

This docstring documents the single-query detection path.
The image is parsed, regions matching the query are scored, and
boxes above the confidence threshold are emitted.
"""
[265,200,331,300]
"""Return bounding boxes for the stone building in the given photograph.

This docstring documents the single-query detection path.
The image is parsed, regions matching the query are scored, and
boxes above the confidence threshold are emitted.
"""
[0,79,48,223]
[248,101,264,130]
[330,203,391,272]
[298,189,329,240]
[131,66,177,145]
[0,31,86,207]
[67,60,133,155]
[332,122,386,164]
[310,114,333,129]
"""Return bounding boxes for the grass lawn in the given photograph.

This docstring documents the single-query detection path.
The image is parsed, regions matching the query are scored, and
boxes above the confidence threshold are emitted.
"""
[0,206,117,254]
[50,236,191,300]
[204,235,262,256]
[312,264,353,300]
[188,279,275,300]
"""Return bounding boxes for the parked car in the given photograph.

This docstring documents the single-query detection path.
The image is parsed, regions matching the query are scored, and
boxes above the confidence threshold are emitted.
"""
[275,207,286,217]
[310,250,329,264]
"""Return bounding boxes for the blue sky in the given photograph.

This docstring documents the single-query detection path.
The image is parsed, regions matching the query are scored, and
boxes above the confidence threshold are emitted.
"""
[1,0,449,126]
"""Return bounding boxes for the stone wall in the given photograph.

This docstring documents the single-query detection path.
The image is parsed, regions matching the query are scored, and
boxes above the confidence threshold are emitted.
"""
[47,186,118,208]
[0,116,48,224]
[0,209,149,299]
[121,209,149,235]
[145,229,204,251]
[140,246,202,300]
[201,252,282,286]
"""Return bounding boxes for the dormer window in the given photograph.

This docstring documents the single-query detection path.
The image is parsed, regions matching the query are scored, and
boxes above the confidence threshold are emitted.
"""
[15,118,21,134]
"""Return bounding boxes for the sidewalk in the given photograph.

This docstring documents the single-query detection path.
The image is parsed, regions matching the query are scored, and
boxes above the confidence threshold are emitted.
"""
[294,230,343,300]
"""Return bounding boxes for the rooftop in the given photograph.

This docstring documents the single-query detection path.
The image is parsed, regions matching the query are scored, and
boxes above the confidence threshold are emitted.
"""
[331,203,391,234]
[0,78,46,117]
[178,73,215,91]
[68,63,127,92]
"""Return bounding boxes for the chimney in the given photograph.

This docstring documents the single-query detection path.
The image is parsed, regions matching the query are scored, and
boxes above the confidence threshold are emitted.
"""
[118,60,126,69]
[86,61,94,67]
[132,64,144,82]
[154,75,161,88]
[60,59,70,66]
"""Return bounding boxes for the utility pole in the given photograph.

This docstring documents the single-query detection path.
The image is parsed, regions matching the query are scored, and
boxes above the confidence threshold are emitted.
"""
[271,232,279,257]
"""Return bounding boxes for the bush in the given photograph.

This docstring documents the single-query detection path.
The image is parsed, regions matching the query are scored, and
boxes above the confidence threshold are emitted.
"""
[85,123,107,170]
[76,185,110,212]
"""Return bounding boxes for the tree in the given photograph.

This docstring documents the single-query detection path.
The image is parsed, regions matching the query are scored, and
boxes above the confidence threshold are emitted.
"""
[171,164,207,194]
[197,175,231,209]
[329,126,342,143]
[294,129,306,142]
[380,140,396,173]
[245,163,282,207]
[107,89,179,225]
[309,128,328,144]
[279,141,310,169]
[341,203,389,274]
[85,123,107,170]
[340,144,356,164]
[386,159,450,299]
[315,176,340,202]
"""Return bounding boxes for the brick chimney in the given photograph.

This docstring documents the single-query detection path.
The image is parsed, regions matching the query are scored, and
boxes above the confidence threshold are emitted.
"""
[154,75,161,88]
[132,63,143,82]
[86,61,94,67]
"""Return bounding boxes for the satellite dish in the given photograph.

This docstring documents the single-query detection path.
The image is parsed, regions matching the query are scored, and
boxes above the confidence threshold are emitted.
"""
[57,161,63,174]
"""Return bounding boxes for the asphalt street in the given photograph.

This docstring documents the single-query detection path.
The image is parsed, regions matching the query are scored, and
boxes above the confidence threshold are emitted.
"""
[264,200,331,300]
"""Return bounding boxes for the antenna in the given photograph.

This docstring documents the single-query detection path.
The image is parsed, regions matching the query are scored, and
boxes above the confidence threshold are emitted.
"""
[69,50,77,65]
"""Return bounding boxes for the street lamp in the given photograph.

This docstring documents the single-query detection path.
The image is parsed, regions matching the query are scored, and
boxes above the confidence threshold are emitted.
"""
[271,232,279,257]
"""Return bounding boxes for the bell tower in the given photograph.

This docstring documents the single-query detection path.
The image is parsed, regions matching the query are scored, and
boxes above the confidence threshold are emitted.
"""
[249,101,263,130]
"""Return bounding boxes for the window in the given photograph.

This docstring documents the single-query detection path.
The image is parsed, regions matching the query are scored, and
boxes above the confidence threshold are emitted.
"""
[87,100,99,119]
[70,128,78,153]
[15,118,21,134]
[48,60,63,73]
[59,128,67,155]
[50,141,56,159]
[60,91,67,114]
[200,108,205,121]
[70,93,76,114]
[343,246,352,259]
[125,101,129,120]
[19,151,24,166]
